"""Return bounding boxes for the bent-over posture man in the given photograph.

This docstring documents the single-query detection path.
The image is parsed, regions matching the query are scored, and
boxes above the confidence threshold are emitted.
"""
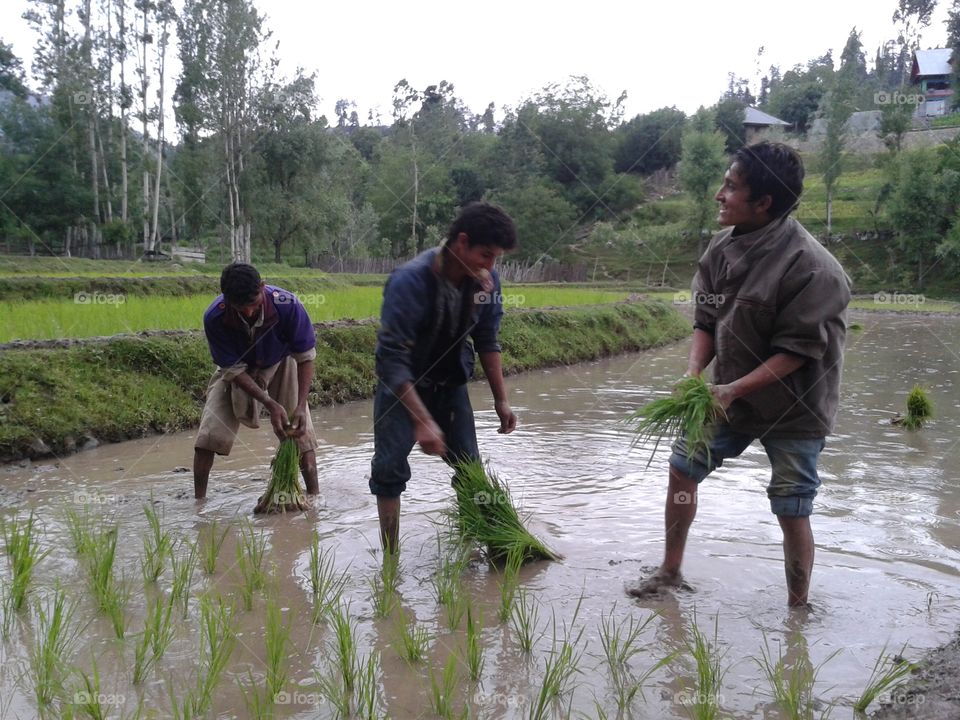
[194,263,319,501]
[629,142,851,607]
[371,202,519,552]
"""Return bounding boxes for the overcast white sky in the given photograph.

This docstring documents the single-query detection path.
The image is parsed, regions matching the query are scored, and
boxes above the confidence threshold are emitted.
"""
[0,0,952,123]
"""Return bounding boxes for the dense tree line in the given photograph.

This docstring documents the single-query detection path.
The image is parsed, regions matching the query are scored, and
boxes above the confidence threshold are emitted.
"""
[1,0,960,271]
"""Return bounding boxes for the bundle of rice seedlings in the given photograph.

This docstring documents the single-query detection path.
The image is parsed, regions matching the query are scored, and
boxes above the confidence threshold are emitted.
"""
[451,459,559,563]
[255,437,307,514]
[893,385,933,430]
[628,375,724,468]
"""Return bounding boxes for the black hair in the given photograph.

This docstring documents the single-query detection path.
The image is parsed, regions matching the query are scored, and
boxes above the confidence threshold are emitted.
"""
[220,263,262,305]
[445,202,518,251]
[733,141,805,218]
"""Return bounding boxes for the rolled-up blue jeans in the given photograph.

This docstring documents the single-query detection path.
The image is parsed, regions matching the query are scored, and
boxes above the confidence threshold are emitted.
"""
[668,423,826,517]
[369,380,479,498]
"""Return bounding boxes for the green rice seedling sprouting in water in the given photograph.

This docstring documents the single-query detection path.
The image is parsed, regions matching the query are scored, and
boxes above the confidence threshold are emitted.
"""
[200,520,229,575]
[854,644,916,713]
[628,375,724,467]
[451,459,559,563]
[28,586,83,709]
[255,436,307,514]
[1,511,50,612]
[754,634,840,719]
[140,499,172,584]
[307,533,348,623]
[264,596,292,701]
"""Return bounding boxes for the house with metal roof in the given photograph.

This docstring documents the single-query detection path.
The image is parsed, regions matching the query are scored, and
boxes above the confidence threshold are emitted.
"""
[743,106,791,143]
[911,48,953,116]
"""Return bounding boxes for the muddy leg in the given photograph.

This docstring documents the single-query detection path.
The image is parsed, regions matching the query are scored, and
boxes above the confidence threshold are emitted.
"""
[628,465,698,597]
[377,496,401,555]
[778,515,814,607]
[300,449,319,495]
[194,448,215,500]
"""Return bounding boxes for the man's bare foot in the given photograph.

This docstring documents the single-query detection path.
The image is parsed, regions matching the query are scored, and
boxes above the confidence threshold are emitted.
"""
[626,570,689,599]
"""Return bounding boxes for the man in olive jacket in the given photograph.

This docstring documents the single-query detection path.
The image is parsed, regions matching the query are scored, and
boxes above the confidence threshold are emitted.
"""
[629,142,851,607]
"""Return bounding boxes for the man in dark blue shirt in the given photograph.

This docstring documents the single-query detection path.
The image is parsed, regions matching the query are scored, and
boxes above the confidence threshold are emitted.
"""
[371,202,519,552]
[194,263,319,502]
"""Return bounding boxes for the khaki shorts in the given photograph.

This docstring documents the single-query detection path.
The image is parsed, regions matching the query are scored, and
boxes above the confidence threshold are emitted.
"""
[194,356,318,456]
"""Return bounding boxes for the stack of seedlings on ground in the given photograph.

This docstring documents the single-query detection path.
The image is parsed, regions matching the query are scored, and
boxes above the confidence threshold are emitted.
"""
[451,458,559,563]
[893,385,933,430]
[628,375,724,467]
[255,436,307,514]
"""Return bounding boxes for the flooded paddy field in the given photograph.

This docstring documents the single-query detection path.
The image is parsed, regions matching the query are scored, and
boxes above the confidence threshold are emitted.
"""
[1,313,958,719]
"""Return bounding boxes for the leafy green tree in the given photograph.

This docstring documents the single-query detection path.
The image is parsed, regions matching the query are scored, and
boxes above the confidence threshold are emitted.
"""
[948,0,960,111]
[0,40,28,97]
[678,107,727,254]
[888,149,944,288]
[820,30,860,237]
[489,181,579,262]
[614,107,686,174]
[713,98,745,155]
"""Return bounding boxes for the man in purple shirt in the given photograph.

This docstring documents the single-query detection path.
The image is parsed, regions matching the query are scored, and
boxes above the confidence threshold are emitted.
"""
[193,263,319,501]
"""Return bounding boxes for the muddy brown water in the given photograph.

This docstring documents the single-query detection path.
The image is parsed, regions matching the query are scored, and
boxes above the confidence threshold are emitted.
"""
[1,312,959,719]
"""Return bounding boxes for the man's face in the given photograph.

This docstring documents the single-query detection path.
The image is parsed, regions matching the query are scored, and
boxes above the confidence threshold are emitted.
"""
[449,234,505,277]
[232,290,263,319]
[715,163,771,231]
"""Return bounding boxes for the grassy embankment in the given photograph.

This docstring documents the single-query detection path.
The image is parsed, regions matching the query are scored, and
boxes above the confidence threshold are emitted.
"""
[563,155,960,301]
[0,301,688,462]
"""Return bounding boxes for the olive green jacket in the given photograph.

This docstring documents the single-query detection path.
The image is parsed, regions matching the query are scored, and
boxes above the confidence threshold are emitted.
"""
[693,216,852,438]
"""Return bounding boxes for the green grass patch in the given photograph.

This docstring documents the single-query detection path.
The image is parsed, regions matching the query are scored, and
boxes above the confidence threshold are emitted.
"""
[0,285,629,342]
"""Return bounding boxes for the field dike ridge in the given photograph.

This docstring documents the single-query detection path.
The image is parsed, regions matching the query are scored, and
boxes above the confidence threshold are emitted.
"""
[0,301,688,464]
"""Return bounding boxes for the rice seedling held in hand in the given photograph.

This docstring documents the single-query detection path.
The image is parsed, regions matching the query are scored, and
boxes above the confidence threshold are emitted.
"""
[255,436,308,514]
[628,375,724,468]
[451,458,559,563]
[199,520,229,575]
[854,644,916,713]
[892,385,933,430]
[1,511,50,612]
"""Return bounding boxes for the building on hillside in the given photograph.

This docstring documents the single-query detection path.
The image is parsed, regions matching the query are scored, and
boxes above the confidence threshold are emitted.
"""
[743,106,791,143]
[911,48,953,116]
